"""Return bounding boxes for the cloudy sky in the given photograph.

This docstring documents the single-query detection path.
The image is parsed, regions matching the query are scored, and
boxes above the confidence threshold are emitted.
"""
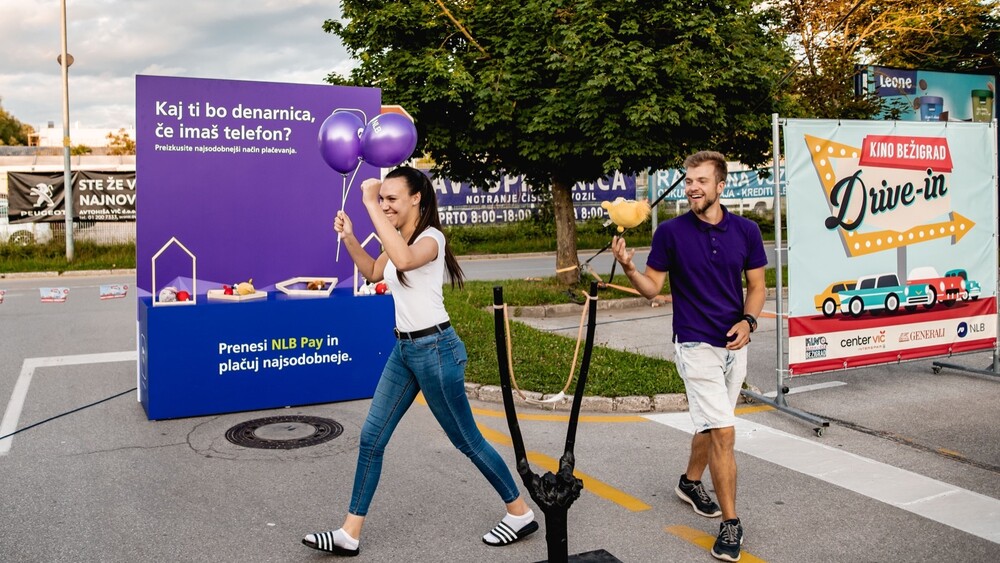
[0,0,354,131]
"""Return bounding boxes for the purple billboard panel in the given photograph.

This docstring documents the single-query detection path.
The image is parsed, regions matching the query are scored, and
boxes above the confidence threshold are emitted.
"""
[136,75,381,295]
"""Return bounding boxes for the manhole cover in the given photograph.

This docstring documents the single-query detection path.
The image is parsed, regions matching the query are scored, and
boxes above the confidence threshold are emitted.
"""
[225,415,343,450]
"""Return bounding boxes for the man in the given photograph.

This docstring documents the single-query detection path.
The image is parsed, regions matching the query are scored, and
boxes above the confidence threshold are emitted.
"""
[611,150,766,562]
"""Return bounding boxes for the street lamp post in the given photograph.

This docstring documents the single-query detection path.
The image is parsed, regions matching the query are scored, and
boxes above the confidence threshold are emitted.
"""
[59,0,74,261]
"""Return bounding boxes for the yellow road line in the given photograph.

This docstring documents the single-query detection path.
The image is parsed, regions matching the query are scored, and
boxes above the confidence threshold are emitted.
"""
[664,525,767,562]
[477,424,652,512]
[472,405,647,423]
[735,404,776,415]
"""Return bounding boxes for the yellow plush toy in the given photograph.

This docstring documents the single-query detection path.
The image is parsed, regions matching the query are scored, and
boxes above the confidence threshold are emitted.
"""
[601,197,651,232]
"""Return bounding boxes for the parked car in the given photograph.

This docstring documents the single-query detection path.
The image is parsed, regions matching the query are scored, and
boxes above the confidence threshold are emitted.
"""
[814,280,856,317]
[944,268,981,301]
[838,273,907,317]
[0,197,53,246]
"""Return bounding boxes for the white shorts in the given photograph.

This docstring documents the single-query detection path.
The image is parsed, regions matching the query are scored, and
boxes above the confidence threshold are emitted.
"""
[674,341,747,432]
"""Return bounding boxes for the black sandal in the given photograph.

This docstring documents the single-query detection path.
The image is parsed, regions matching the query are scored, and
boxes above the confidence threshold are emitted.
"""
[302,531,360,556]
[482,520,539,546]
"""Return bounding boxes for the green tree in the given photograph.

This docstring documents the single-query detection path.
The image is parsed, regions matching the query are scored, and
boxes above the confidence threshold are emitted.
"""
[779,0,999,119]
[324,0,791,284]
[106,128,136,155]
[0,97,33,146]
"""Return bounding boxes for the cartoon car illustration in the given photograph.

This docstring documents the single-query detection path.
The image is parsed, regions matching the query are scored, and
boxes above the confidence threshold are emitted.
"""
[814,280,856,317]
[906,266,968,307]
[902,282,932,311]
[838,273,907,317]
[944,268,981,301]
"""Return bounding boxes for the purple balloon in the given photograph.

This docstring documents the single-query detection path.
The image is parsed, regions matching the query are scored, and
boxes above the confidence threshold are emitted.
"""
[360,113,418,168]
[318,111,364,174]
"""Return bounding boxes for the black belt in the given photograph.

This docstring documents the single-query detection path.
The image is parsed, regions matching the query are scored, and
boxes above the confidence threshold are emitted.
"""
[394,321,450,340]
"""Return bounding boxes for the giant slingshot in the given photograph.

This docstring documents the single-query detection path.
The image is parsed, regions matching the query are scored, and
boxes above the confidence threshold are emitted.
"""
[492,281,621,563]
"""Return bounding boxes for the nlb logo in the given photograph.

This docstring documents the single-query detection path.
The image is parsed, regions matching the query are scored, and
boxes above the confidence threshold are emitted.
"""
[957,322,986,339]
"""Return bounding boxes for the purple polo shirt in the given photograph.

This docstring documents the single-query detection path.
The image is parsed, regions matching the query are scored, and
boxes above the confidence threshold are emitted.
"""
[646,207,767,347]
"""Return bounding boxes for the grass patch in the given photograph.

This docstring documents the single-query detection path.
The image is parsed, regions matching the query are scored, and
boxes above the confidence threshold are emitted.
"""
[445,218,652,255]
[446,277,684,397]
[0,240,136,273]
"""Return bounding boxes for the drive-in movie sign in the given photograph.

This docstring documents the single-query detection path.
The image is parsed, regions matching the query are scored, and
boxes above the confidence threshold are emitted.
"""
[784,119,997,375]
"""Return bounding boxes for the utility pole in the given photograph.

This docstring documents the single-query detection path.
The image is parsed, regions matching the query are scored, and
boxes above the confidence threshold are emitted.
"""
[59,0,75,261]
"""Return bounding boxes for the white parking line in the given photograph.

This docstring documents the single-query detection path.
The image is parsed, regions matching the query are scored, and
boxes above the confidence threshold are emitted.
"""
[0,351,136,456]
[645,412,1000,544]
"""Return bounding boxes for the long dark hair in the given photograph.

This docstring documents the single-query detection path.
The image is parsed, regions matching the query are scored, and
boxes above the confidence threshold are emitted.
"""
[385,166,465,289]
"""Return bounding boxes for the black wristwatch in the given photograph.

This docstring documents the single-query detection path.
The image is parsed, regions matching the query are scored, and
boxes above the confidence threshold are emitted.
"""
[742,314,757,333]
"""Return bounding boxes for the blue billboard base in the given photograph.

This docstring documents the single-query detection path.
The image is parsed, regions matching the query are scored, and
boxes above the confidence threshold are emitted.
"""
[138,290,395,420]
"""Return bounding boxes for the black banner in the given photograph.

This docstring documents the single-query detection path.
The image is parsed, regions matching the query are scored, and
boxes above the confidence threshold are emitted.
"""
[7,172,68,223]
[6,171,136,222]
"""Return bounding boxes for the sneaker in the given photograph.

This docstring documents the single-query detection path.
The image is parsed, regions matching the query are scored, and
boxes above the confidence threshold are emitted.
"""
[711,518,744,562]
[675,476,722,517]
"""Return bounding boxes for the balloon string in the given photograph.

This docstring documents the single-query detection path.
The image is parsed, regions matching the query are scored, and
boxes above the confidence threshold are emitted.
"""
[335,163,362,262]
[342,162,362,208]
[336,174,347,262]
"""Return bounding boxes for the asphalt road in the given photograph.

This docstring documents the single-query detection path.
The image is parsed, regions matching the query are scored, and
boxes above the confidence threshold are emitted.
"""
[0,267,997,563]
[461,242,784,281]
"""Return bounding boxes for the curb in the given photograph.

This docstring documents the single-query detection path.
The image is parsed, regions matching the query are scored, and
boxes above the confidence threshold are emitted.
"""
[506,296,664,318]
[464,383,760,413]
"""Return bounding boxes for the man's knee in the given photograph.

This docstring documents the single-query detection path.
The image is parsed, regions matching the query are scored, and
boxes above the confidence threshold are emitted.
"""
[708,426,736,448]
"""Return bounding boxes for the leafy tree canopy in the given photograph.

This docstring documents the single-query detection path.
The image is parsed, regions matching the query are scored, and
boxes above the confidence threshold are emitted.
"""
[0,97,33,146]
[107,128,137,156]
[779,0,999,119]
[324,0,792,189]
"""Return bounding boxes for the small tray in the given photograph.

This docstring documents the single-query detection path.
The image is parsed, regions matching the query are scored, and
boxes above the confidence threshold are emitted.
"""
[207,289,268,302]
[275,277,338,297]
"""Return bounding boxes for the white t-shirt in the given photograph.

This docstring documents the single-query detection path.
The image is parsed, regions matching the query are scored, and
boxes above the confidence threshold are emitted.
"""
[382,227,450,332]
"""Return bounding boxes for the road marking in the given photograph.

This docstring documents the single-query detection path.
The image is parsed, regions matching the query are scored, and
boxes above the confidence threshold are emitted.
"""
[477,424,652,512]
[0,351,136,456]
[646,412,1000,544]
[734,404,775,415]
[664,525,768,562]
[416,393,651,510]
[763,380,846,397]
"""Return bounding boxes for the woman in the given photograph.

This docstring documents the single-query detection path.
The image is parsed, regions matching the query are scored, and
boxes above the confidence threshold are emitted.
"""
[303,166,537,556]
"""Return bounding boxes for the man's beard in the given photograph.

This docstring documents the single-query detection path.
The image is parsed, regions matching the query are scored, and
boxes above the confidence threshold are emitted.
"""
[689,191,718,215]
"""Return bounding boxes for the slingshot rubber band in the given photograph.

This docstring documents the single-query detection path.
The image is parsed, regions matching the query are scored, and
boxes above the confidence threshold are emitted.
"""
[584,263,670,305]
[493,294,593,405]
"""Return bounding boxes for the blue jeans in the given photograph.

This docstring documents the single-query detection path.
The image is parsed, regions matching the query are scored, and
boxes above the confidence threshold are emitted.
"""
[349,327,520,516]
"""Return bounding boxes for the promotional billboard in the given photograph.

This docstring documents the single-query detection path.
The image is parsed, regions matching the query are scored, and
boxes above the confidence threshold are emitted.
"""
[651,167,786,215]
[7,170,136,222]
[857,66,996,123]
[429,170,637,226]
[785,119,997,375]
[136,75,395,419]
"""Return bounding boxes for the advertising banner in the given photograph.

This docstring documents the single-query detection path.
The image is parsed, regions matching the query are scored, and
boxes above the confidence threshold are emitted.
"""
[430,170,637,226]
[76,171,137,221]
[136,75,395,419]
[136,75,383,295]
[785,119,997,375]
[857,66,996,123]
[6,171,68,223]
[7,170,137,222]
[651,167,786,201]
